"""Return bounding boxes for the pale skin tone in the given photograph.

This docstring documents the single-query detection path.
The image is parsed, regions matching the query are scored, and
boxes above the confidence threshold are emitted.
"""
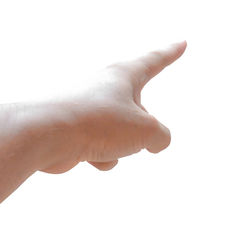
[0,41,187,203]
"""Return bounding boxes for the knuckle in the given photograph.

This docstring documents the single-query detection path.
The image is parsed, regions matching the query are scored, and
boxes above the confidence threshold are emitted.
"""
[105,62,131,80]
[149,50,164,61]
[106,62,126,71]
[141,63,153,80]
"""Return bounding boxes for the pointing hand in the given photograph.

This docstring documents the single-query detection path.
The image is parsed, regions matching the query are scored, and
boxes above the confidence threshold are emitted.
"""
[41,41,187,173]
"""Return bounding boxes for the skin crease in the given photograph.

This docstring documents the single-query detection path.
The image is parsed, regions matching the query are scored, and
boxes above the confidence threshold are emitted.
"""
[0,41,187,202]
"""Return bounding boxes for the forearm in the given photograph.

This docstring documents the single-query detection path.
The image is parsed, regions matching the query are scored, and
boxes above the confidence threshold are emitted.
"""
[0,101,76,203]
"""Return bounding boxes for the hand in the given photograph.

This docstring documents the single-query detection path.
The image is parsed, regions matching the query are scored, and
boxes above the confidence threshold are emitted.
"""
[41,41,187,173]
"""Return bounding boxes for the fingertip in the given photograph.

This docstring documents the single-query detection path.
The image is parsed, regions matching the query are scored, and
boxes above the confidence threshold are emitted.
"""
[178,40,187,47]
[172,39,187,47]
[179,40,187,52]
[170,40,187,56]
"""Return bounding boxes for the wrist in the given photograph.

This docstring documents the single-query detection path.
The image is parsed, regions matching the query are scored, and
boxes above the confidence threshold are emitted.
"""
[1,101,80,173]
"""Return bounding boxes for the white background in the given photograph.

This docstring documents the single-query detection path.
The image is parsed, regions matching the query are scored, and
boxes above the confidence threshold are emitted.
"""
[0,0,250,249]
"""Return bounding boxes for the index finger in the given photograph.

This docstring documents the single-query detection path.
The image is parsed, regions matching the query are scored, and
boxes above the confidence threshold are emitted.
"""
[129,40,187,90]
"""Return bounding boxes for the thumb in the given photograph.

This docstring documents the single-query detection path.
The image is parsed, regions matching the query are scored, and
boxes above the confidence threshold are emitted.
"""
[144,115,171,154]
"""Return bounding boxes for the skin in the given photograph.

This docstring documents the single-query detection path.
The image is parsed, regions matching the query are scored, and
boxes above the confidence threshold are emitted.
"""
[0,41,187,203]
